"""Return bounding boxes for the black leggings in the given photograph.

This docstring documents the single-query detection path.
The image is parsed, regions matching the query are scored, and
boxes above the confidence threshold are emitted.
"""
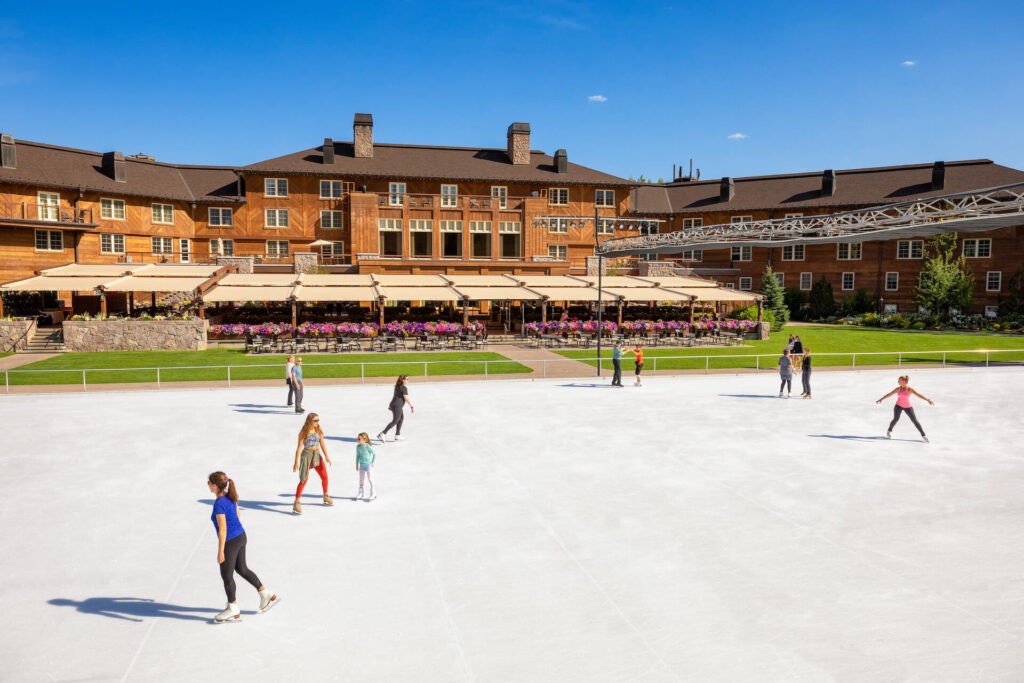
[383,404,404,435]
[220,532,261,603]
[779,378,791,393]
[888,405,925,436]
[801,369,811,395]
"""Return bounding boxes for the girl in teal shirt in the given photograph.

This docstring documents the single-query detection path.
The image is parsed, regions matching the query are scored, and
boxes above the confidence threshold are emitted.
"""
[355,432,378,501]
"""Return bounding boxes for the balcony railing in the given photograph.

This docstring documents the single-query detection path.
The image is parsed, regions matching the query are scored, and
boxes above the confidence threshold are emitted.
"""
[0,202,95,225]
[377,194,525,210]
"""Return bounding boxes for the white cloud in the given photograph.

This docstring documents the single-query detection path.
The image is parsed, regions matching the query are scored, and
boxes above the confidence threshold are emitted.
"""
[901,60,916,67]
[727,133,748,140]
[588,95,607,102]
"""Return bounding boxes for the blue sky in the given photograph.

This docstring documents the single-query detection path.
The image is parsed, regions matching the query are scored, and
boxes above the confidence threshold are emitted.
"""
[2,1,1022,181]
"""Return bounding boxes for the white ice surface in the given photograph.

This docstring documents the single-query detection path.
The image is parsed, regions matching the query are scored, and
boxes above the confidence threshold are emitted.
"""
[2,368,1024,682]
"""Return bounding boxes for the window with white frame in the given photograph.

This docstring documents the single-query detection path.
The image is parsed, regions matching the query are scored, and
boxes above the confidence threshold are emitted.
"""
[784,212,803,219]
[595,189,615,207]
[800,272,812,291]
[638,220,658,236]
[731,245,752,261]
[548,245,567,260]
[388,182,406,206]
[731,215,752,224]
[152,203,174,225]
[842,272,855,290]
[739,277,752,290]
[440,184,458,208]
[985,305,998,319]
[682,218,703,229]
[837,242,862,260]
[440,220,462,233]
[410,220,432,258]
[597,218,615,235]
[441,220,462,258]
[378,218,402,257]
[987,271,1002,292]
[35,229,63,251]
[265,209,289,228]
[490,186,507,209]
[681,249,702,261]
[470,221,492,259]
[963,238,992,258]
[321,210,343,229]
[549,188,569,206]
[152,237,173,254]
[782,244,804,261]
[100,233,125,254]
[409,219,433,232]
[264,178,288,197]
[322,241,345,259]
[498,221,521,233]
[210,238,234,256]
[37,192,60,221]
[320,180,343,199]
[726,283,735,289]
[897,240,923,259]
[179,238,191,263]
[885,272,899,291]
[209,207,232,226]
[266,240,289,258]
[884,303,898,313]
[100,198,126,220]
[469,220,491,233]
[498,221,521,258]
[549,218,569,233]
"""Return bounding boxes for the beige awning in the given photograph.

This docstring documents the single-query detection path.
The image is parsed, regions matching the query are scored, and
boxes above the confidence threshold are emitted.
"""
[1,276,115,291]
[450,286,542,301]
[372,274,449,286]
[299,274,375,286]
[218,274,299,286]
[131,264,222,277]
[104,276,210,292]
[203,285,295,302]
[587,276,654,287]
[603,286,694,302]
[377,285,461,301]
[292,285,379,302]
[442,275,521,287]
[528,286,613,302]
[666,287,761,302]
[633,275,723,289]
[507,275,589,287]
[40,264,143,277]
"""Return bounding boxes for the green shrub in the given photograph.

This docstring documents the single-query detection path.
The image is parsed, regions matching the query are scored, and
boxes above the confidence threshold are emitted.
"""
[862,312,881,327]
[911,321,926,330]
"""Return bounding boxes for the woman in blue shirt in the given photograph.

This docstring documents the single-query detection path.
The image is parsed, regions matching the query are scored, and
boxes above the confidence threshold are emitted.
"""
[208,471,279,623]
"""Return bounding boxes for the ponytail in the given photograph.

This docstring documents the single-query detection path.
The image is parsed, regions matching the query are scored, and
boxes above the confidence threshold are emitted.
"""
[208,471,239,503]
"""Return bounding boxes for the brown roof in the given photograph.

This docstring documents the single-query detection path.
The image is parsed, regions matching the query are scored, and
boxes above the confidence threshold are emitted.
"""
[0,139,243,203]
[244,141,632,186]
[630,160,1024,215]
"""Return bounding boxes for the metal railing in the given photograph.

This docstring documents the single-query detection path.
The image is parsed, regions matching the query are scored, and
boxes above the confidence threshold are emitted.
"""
[4,348,1023,393]
[0,201,95,225]
[376,194,525,210]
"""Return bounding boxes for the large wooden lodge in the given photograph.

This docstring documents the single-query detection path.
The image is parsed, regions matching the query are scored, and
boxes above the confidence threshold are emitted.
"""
[2,114,1023,315]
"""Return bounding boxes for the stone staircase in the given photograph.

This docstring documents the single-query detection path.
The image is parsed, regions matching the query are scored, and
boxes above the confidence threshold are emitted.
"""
[24,326,65,352]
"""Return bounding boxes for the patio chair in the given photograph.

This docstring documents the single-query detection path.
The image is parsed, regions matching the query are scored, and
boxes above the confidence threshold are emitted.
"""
[259,337,275,354]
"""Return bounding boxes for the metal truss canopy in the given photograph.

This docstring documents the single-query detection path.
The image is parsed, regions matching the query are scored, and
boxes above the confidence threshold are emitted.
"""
[598,182,1024,257]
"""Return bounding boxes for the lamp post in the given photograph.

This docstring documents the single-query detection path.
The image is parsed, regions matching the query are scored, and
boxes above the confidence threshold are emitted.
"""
[595,203,604,377]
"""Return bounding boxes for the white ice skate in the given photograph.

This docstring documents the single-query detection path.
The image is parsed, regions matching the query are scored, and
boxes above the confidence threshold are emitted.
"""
[213,601,241,623]
[258,588,280,613]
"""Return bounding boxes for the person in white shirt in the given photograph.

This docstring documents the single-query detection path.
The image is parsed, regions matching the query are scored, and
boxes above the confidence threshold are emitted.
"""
[285,354,296,407]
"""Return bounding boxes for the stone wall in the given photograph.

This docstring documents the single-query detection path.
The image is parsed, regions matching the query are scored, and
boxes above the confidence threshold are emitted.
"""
[293,252,319,274]
[0,319,35,352]
[756,321,771,340]
[63,318,208,351]
[638,261,677,277]
[217,256,254,274]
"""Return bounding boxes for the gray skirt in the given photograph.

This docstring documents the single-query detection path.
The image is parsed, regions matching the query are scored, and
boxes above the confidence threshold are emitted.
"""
[298,448,321,482]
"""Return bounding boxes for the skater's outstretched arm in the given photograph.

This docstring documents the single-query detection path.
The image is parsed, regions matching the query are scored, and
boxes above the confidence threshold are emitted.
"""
[909,387,934,404]
[876,388,898,404]
[215,515,227,564]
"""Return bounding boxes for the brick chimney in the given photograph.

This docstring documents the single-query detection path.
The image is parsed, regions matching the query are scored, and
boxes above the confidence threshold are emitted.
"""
[821,169,836,197]
[507,122,531,165]
[103,151,127,183]
[554,149,568,173]
[0,134,15,169]
[931,161,945,190]
[720,177,735,202]
[353,114,373,158]
[323,138,335,165]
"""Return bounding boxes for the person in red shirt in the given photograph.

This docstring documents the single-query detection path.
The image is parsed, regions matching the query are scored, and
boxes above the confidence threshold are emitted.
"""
[627,345,644,386]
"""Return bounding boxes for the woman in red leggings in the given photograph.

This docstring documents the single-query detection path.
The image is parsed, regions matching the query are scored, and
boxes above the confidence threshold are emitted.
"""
[292,412,332,514]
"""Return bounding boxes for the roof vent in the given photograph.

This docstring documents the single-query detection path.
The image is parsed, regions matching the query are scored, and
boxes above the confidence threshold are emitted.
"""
[354,113,373,158]
[720,177,735,202]
[323,138,335,165]
[103,151,127,183]
[822,169,836,197]
[1,134,15,169]
[507,122,531,165]
[554,149,568,174]
[127,152,155,161]
[931,161,945,190]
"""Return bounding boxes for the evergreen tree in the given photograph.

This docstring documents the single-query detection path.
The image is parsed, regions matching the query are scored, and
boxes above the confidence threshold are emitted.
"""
[999,266,1024,316]
[808,276,836,319]
[915,232,974,319]
[761,265,789,331]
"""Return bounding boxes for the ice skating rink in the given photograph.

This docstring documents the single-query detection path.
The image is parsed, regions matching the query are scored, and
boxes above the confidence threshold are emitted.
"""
[2,367,1023,682]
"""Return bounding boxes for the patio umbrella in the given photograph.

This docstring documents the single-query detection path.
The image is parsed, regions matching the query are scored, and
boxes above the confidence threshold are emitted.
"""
[307,239,333,247]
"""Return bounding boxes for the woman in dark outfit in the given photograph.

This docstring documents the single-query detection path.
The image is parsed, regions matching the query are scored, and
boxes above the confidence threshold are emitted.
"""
[377,374,415,443]
[800,347,813,398]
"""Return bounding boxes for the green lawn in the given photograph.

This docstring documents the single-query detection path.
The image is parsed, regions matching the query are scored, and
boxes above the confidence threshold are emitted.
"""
[556,324,1024,371]
[5,349,530,386]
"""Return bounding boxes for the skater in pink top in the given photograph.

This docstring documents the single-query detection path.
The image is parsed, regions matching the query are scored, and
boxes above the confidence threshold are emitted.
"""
[876,375,934,442]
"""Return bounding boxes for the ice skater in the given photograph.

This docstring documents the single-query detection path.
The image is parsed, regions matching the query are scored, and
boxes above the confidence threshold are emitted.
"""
[355,432,377,501]
[791,335,803,370]
[285,354,296,407]
[876,375,934,442]
[778,348,793,397]
[800,347,813,398]
[611,341,624,387]
[292,412,332,514]
[291,356,305,413]
[626,345,644,386]
[207,471,278,623]
[377,374,414,443]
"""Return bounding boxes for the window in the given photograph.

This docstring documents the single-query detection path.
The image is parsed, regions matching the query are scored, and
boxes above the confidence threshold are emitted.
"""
[638,220,658,236]
[378,219,402,257]
[210,238,234,256]
[152,203,174,225]
[152,237,173,254]
[388,182,406,206]
[884,303,898,313]
[682,218,703,229]
[320,180,343,199]
[322,241,345,259]
[441,221,463,258]
[491,186,507,209]
[731,216,752,224]
[885,272,899,291]
[100,198,126,220]
[987,271,1002,292]
[549,218,569,234]
[837,242,862,260]
[321,210,343,229]
[179,239,191,263]
[100,233,125,254]
[498,221,521,258]
[985,305,998,319]
[731,245,752,261]
[782,245,804,261]
[549,188,569,206]
[774,273,785,287]
[498,221,521,233]
[409,219,433,258]
[209,208,233,226]
[470,221,491,259]
[440,184,458,208]
[265,209,289,228]
[35,229,63,251]
[897,240,923,259]
[264,178,288,197]
[595,189,615,207]
[597,218,615,235]
[266,240,289,258]
[784,213,803,219]
[800,272,812,291]
[37,192,60,221]
[409,219,433,232]
[681,249,702,261]
[725,283,735,289]
[739,277,752,291]
[548,245,567,260]
[963,239,992,258]
[842,272,855,290]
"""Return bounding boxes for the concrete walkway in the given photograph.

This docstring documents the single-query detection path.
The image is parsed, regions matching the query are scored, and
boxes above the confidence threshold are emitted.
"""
[0,352,64,370]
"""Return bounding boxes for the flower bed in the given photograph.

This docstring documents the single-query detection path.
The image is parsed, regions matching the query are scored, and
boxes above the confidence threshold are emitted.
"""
[209,320,487,338]
[523,319,759,336]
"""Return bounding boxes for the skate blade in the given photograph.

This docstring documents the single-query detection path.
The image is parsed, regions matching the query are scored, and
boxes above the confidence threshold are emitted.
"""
[258,596,281,614]
[212,616,242,624]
